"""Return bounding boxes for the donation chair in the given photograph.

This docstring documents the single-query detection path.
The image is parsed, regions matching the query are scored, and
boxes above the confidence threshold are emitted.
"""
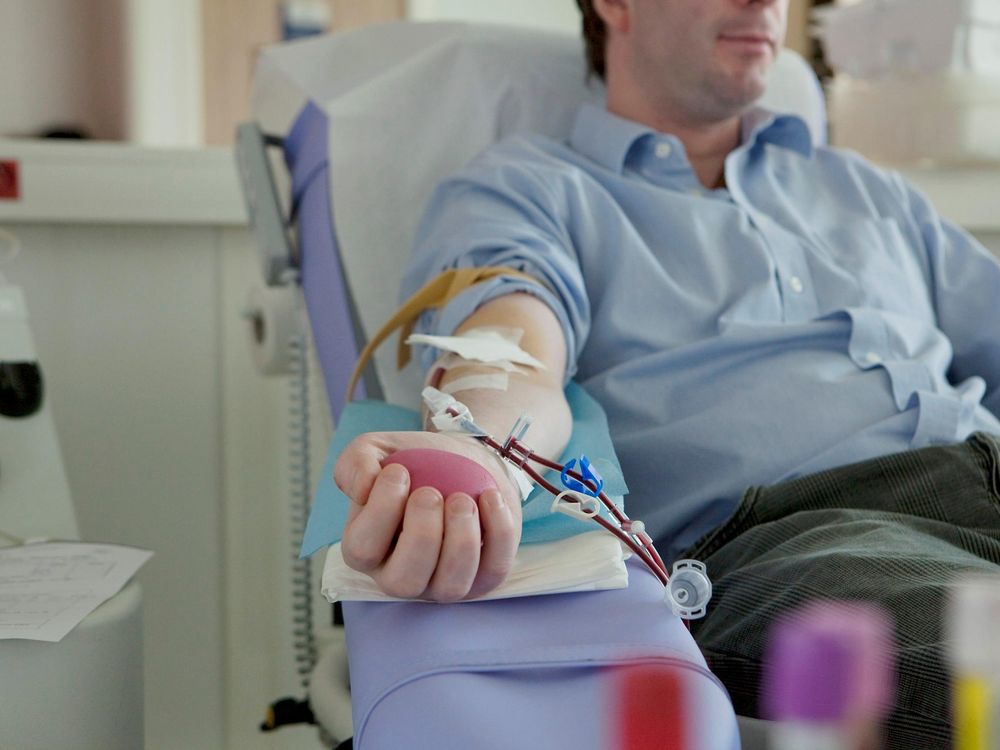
[240,21,828,749]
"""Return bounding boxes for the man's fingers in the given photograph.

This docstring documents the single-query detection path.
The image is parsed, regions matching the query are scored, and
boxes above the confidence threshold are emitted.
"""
[337,433,521,599]
[425,494,482,602]
[377,487,445,598]
[341,463,410,572]
[468,488,520,598]
[333,435,391,505]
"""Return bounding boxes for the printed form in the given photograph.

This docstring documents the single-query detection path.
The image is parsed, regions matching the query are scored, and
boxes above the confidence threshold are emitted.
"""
[0,542,152,642]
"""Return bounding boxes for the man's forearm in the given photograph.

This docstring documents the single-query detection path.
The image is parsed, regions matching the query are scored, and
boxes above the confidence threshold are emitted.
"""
[427,292,573,496]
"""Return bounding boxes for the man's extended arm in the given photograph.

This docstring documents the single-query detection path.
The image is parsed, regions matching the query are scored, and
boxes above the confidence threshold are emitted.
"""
[334,291,572,601]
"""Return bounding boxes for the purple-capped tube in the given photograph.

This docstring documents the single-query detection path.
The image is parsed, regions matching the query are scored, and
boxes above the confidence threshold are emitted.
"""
[762,601,896,750]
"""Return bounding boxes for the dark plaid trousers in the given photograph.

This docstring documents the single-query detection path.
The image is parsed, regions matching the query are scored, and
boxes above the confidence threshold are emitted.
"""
[681,433,1000,749]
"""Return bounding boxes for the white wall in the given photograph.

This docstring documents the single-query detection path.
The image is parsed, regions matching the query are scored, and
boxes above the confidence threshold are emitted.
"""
[0,0,126,140]
[406,0,580,32]
[124,0,205,146]
[0,0,205,145]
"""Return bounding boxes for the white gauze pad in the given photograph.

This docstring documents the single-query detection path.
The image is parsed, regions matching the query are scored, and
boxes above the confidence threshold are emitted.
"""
[406,326,546,370]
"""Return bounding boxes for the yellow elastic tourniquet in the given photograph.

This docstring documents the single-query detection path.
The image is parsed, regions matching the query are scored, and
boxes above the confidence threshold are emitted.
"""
[345,266,539,403]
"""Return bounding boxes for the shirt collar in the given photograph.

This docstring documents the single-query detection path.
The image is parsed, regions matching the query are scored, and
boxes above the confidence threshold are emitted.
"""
[741,106,813,157]
[569,103,654,173]
[569,102,813,174]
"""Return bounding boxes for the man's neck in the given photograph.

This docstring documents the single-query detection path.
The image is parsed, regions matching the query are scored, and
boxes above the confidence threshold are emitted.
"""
[607,95,742,190]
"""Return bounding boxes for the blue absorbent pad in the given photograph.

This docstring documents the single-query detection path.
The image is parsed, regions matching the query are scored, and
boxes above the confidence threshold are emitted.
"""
[300,382,628,557]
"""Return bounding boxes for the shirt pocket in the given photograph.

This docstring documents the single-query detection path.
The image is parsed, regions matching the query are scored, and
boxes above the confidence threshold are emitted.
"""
[817,217,934,321]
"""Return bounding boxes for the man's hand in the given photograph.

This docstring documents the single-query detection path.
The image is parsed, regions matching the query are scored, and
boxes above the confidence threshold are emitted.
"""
[335,430,522,601]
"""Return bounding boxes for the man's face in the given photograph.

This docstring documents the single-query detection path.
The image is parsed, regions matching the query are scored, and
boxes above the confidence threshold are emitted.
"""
[625,0,789,123]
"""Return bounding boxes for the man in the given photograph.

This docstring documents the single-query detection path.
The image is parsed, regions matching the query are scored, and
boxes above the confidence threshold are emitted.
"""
[336,0,1000,744]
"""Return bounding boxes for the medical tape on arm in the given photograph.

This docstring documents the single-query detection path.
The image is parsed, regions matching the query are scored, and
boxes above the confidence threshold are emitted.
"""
[434,351,528,375]
[441,373,509,394]
[406,327,547,371]
[420,326,542,394]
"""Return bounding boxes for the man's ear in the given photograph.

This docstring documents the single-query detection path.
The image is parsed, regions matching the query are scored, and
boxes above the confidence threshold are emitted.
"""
[592,0,630,34]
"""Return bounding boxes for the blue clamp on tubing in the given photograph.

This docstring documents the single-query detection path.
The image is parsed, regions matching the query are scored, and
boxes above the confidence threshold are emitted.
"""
[560,455,604,498]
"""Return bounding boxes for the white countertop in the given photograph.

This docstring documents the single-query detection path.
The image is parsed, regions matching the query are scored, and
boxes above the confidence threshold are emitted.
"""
[0,138,998,232]
[0,139,247,226]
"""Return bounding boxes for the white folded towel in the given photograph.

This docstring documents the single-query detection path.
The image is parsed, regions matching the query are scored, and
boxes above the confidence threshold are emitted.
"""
[321,530,628,603]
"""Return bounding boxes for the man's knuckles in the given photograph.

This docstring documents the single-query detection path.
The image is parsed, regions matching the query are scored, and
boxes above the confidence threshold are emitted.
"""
[340,538,384,572]
[379,571,430,600]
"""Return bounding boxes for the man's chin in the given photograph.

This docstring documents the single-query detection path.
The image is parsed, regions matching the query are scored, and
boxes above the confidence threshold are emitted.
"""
[716,71,769,111]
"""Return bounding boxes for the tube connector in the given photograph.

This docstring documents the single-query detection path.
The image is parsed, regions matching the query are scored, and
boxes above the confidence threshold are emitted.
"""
[665,559,712,620]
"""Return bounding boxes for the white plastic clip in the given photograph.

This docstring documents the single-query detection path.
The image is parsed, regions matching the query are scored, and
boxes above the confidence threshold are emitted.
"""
[665,559,712,620]
[551,490,601,521]
[422,386,457,416]
[623,519,646,537]
[421,386,486,435]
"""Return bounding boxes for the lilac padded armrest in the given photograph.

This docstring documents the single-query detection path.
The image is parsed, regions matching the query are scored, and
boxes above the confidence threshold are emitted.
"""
[342,559,740,748]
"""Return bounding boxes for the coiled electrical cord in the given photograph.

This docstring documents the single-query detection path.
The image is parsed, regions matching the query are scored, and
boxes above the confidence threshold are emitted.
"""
[287,330,317,689]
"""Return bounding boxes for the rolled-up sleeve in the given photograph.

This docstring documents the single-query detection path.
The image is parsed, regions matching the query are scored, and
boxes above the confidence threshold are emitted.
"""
[400,146,590,382]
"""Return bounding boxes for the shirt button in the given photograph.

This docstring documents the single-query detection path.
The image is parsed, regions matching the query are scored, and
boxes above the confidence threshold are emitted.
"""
[789,276,804,293]
[655,142,673,158]
[865,351,883,365]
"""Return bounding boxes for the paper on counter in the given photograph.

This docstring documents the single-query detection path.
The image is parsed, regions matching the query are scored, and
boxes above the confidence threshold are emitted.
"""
[0,541,152,642]
[322,530,628,603]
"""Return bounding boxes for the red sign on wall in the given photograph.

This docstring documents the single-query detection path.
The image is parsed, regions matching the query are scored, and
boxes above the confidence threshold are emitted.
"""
[0,161,19,200]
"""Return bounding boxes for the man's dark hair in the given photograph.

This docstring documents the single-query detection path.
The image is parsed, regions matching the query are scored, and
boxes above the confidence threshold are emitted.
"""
[576,0,607,81]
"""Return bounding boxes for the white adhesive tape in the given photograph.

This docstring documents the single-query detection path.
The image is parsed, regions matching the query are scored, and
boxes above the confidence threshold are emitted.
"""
[407,328,545,370]
[503,461,535,502]
[434,352,527,375]
[441,373,509,394]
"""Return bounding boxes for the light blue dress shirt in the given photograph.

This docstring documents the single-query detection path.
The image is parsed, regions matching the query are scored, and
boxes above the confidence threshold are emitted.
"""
[401,103,1000,562]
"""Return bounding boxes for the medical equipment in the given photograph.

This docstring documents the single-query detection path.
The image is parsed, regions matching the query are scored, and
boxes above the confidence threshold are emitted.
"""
[614,663,688,749]
[239,20,829,749]
[948,575,1000,750]
[0,230,42,419]
[419,387,715,620]
[280,0,331,41]
[762,601,896,750]
[815,0,1000,79]
[237,121,328,723]
[0,249,144,750]
[815,0,1000,164]
[241,275,325,726]
[421,387,685,587]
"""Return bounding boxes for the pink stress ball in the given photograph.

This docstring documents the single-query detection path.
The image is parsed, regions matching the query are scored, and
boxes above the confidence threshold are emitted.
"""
[383,448,499,501]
